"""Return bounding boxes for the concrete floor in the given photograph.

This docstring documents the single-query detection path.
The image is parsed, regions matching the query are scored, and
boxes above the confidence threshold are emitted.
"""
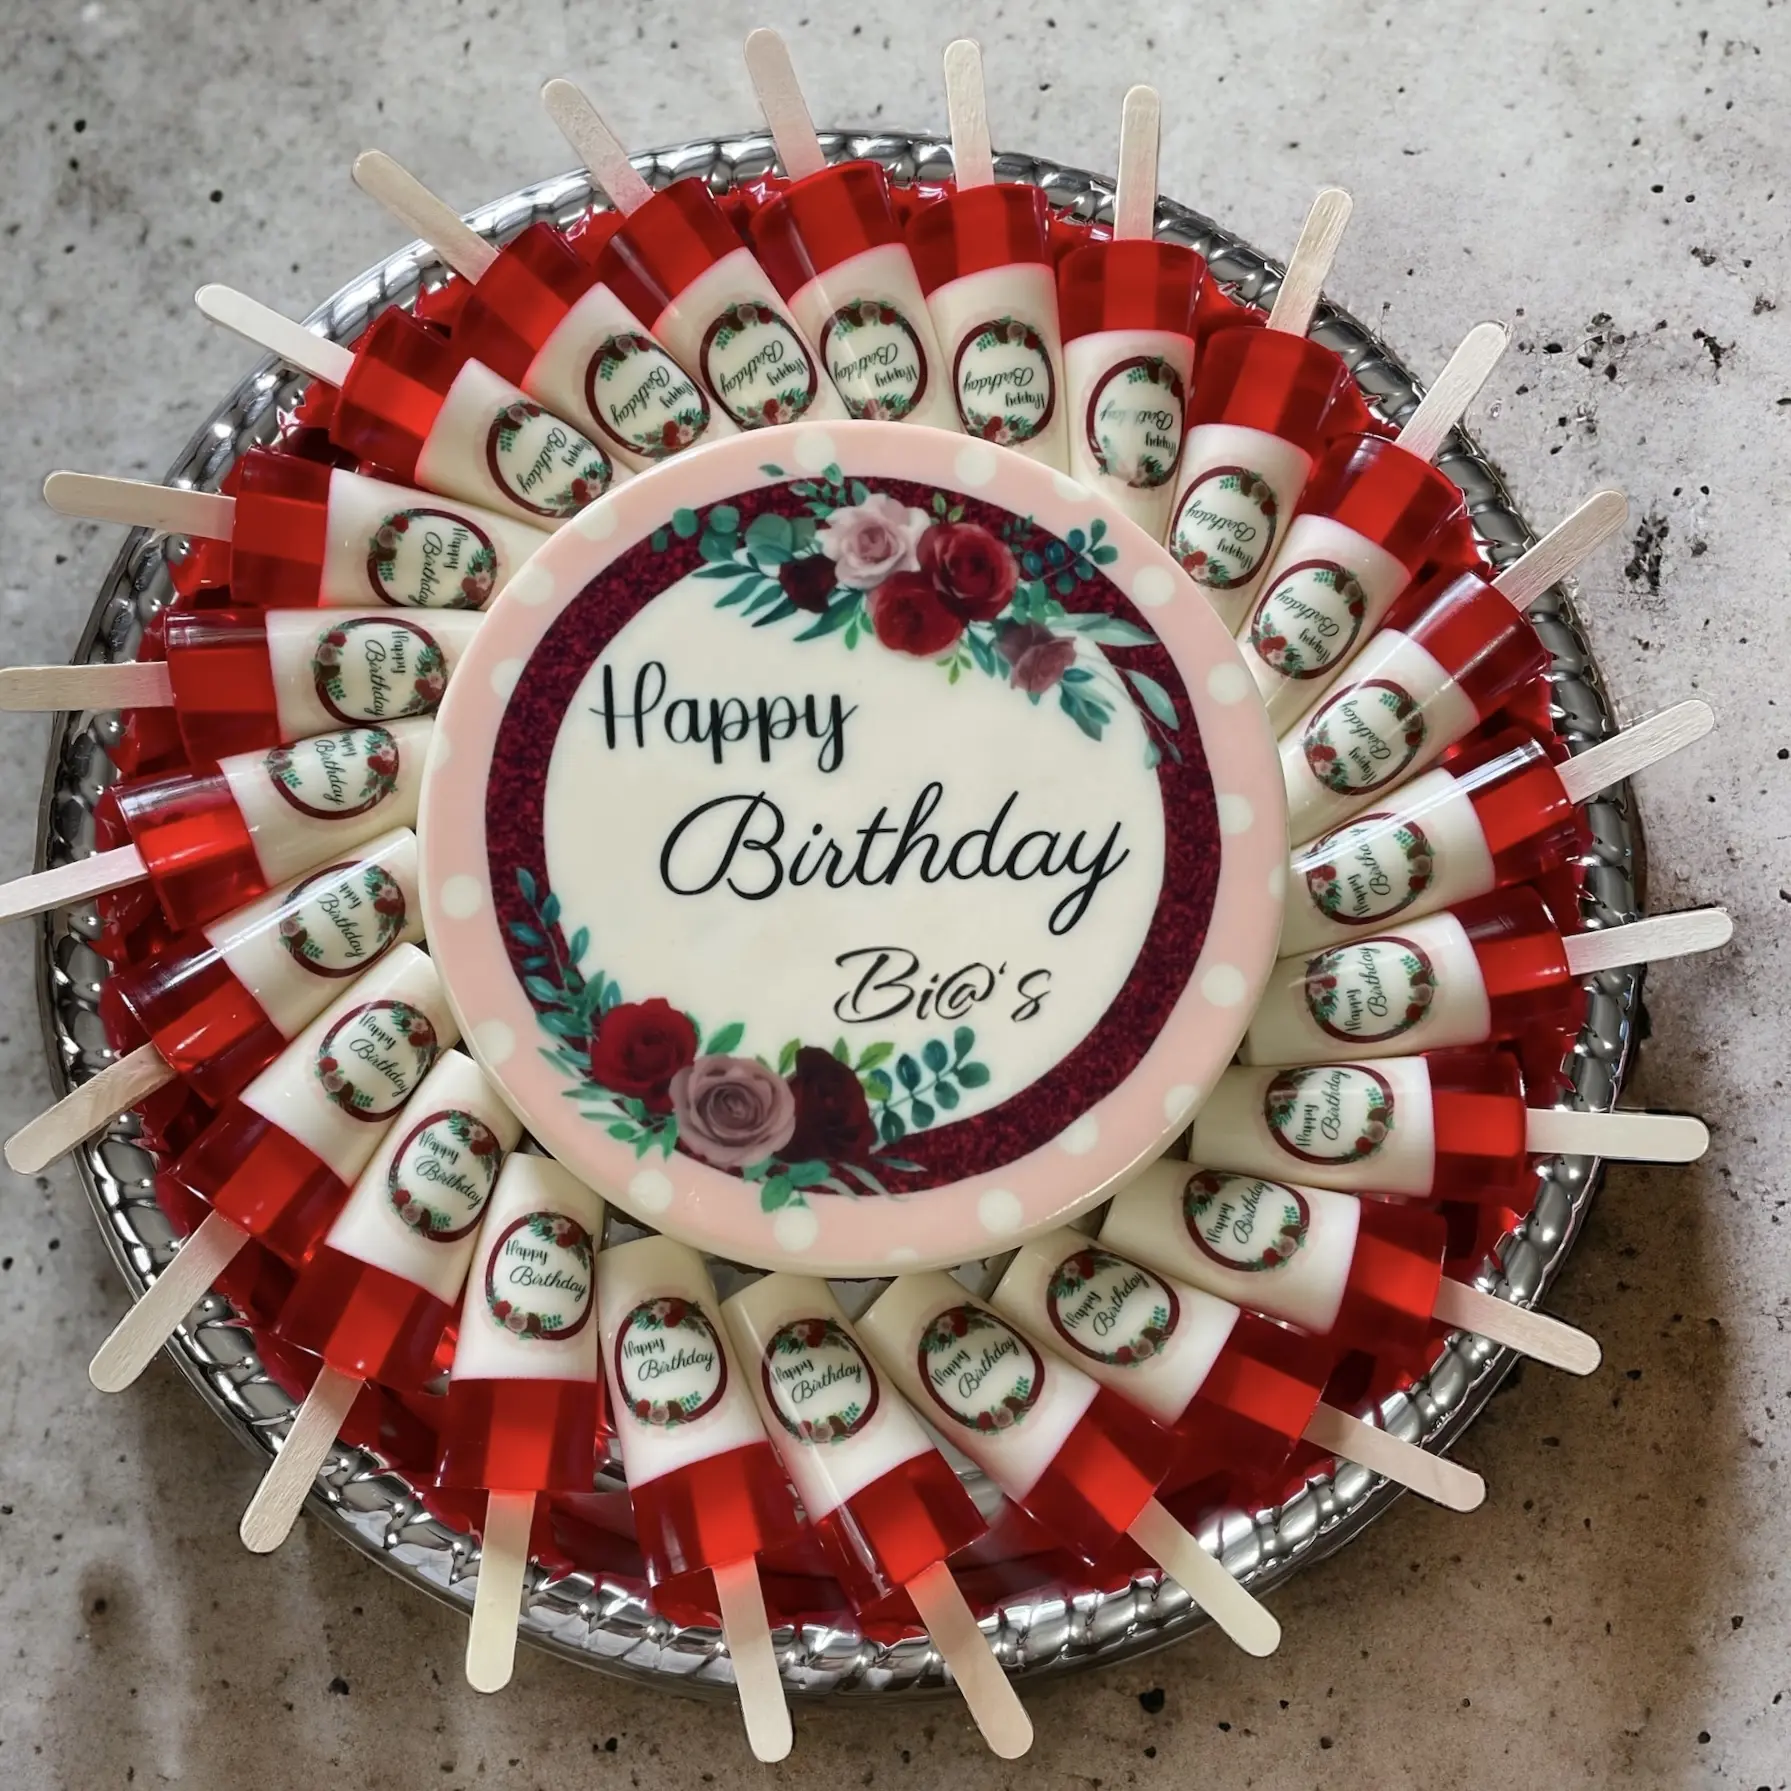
[0,1,1786,1786]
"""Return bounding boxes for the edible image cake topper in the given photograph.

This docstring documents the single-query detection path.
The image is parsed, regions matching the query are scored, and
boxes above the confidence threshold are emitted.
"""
[420,421,1286,1273]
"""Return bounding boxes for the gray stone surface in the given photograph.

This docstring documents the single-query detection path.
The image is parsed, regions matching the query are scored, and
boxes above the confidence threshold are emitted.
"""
[0,1,1785,1785]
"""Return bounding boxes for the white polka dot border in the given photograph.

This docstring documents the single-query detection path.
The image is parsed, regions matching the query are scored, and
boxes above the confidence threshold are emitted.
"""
[1052,471,1090,503]
[504,562,557,608]
[627,1168,674,1214]
[773,1205,820,1252]
[977,1187,1025,1235]
[885,1246,920,1266]
[1130,564,1178,610]
[953,442,999,488]
[1164,1083,1200,1122]
[1056,1115,1099,1157]
[794,429,840,473]
[1201,963,1249,1008]
[1269,862,1288,900]
[489,658,524,700]
[1217,793,1254,836]
[438,874,486,921]
[1207,662,1253,705]
[572,498,618,541]
[472,1019,515,1068]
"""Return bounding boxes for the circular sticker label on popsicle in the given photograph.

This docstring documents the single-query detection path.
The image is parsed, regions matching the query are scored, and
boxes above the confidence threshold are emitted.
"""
[278,859,409,978]
[313,998,441,1121]
[700,301,820,428]
[1303,680,1427,796]
[819,299,929,422]
[917,1304,1043,1433]
[1182,1169,1311,1272]
[1247,560,1369,681]
[312,619,449,725]
[485,400,614,519]
[614,1296,727,1424]
[1168,466,1279,591]
[761,1316,881,1444]
[1297,814,1437,930]
[386,1108,505,1240]
[953,316,1056,446]
[585,332,713,461]
[1303,938,1437,1044]
[1085,355,1185,490]
[1264,1065,1395,1165]
[486,1210,596,1340]
[264,726,401,821]
[366,507,499,609]
[1045,1245,1179,1365]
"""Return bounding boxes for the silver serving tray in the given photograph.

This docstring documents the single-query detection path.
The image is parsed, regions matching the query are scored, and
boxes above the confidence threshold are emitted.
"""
[34,130,1645,1698]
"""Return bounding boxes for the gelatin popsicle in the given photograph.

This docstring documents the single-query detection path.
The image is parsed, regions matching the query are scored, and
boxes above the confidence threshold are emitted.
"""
[990,1227,1485,1508]
[541,78,847,431]
[857,1273,1281,1656]
[723,1272,1032,1759]
[598,1234,801,1762]
[438,1152,606,1693]
[88,942,456,1391]
[1056,86,1205,536]
[351,150,734,468]
[1189,1050,1709,1207]
[0,718,430,929]
[237,1048,521,1552]
[742,31,959,430]
[40,451,548,609]
[5,828,423,1173]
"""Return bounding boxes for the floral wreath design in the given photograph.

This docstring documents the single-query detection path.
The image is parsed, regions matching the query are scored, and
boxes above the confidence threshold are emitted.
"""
[367,509,496,609]
[313,999,439,1117]
[387,1109,505,1237]
[586,331,711,458]
[954,317,1054,444]
[276,861,408,976]
[616,1296,726,1424]
[1304,941,1437,1040]
[1304,683,1427,795]
[918,1305,1040,1432]
[1300,818,1435,923]
[265,726,400,819]
[763,1317,879,1443]
[703,302,816,427]
[1248,561,1369,678]
[489,399,612,518]
[661,461,1185,763]
[821,299,927,422]
[1046,1247,1177,1364]
[486,1210,595,1339]
[1264,1067,1395,1161]
[1089,355,1186,490]
[1171,468,1279,589]
[510,869,990,1214]
[312,621,448,723]
[1183,1170,1311,1272]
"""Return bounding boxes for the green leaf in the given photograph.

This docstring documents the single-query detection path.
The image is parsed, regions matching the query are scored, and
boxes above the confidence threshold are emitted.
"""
[1058,613,1156,646]
[909,1097,936,1129]
[895,1053,921,1091]
[863,1067,893,1102]
[567,927,590,965]
[783,1158,833,1189]
[777,1038,800,1075]
[708,503,740,535]
[847,479,870,505]
[523,975,561,1005]
[952,1026,975,1061]
[759,463,785,477]
[833,1036,850,1062]
[607,1122,639,1141]
[1092,543,1120,564]
[793,593,861,641]
[957,1062,992,1088]
[878,1110,906,1145]
[751,596,799,627]
[855,1041,893,1071]
[933,1080,960,1110]
[744,512,795,564]
[922,1038,949,1073]
[759,1174,795,1211]
[539,891,561,927]
[671,507,700,539]
[705,1020,746,1056]
[650,528,669,553]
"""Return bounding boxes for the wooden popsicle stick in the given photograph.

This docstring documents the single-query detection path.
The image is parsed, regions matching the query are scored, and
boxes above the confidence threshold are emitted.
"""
[43,471,237,539]
[905,1557,1033,1758]
[943,40,994,190]
[743,29,829,182]
[712,1554,793,1762]
[1300,1402,1485,1512]
[1563,907,1732,976]
[1125,1497,1280,1657]
[465,1489,537,1693]
[1557,700,1715,804]
[0,844,147,925]
[0,662,175,714]
[1525,1106,1709,1162]
[1265,187,1353,338]
[88,1209,247,1392]
[1394,321,1508,464]
[1491,489,1628,611]
[239,1363,363,1553]
[194,284,357,387]
[1431,1277,1601,1376]
[351,151,499,283]
[5,1043,176,1174]
[539,80,658,216]
[1111,86,1160,242]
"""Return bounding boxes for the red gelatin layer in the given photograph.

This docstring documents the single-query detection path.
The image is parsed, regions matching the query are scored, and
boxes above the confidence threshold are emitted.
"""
[629,1440,802,1588]
[113,766,265,929]
[174,1099,349,1265]
[1014,1387,1177,1564]
[812,1449,986,1612]
[276,1243,451,1389]
[436,1376,604,1494]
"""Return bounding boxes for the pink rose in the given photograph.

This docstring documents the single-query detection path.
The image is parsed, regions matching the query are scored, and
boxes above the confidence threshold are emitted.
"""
[817,492,931,589]
[670,1054,797,1170]
[994,621,1077,695]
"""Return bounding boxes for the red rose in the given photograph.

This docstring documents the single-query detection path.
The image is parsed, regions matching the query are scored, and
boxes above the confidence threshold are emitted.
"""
[869,572,963,656]
[993,620,1077,695]
[778,554,837,614]
[917,522,1018,621]
[588,998,698,1107]
[783,1046,875,1162]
